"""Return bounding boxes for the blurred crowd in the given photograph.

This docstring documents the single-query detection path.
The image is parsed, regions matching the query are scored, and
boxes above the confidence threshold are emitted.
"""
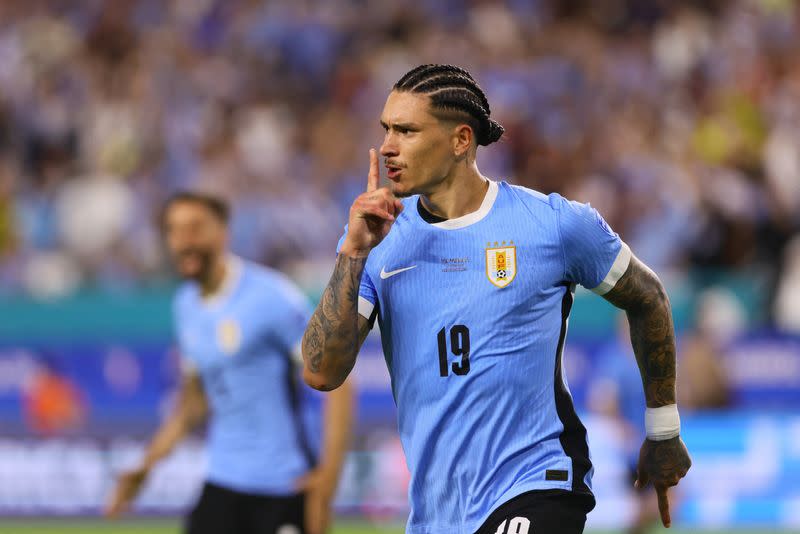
[0,0,798,329]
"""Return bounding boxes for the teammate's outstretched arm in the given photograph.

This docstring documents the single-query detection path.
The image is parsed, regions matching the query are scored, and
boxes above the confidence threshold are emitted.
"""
[601,255,692,528]
[105,372,207,518]
[302,149,402,391]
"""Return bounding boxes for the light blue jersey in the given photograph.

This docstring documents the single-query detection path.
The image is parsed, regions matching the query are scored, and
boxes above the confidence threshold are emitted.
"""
[173,257,316,496]
[339,181,631,533]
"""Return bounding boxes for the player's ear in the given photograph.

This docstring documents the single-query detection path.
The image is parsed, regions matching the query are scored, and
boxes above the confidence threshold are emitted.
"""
[452,123,473,157]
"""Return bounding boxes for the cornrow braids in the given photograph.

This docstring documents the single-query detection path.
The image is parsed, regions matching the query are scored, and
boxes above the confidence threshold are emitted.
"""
[393,64,504,146]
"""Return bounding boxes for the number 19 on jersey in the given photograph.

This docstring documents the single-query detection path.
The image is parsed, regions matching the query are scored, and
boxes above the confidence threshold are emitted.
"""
[437,325,470,377]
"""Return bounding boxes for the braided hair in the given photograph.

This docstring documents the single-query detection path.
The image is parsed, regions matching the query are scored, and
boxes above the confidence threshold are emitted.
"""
[393,64,504,146]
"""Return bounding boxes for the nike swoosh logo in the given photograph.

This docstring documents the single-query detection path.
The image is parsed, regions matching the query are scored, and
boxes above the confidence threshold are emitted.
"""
[380,265,417,279]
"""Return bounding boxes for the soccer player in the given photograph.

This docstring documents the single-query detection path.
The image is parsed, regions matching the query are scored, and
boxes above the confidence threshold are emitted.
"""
[301,64,691,534]
[106,192,353,534]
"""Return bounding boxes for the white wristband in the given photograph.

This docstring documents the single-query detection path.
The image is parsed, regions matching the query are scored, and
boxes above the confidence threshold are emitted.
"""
[645,404,681,441]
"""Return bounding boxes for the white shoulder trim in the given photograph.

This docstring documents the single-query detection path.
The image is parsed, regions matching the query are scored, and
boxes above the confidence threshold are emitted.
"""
[358,296,375,319]
[431,180,498,230]
[590,242,632,295]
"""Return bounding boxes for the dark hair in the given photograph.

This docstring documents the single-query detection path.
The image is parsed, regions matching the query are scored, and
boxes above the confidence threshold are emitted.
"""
[393,64,504,146]
[160,191,230,229]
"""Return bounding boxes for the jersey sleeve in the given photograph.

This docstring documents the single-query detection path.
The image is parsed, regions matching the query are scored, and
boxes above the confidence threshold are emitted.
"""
[336,225,378,322]
[557,198,631,294]
[172,291,198,376]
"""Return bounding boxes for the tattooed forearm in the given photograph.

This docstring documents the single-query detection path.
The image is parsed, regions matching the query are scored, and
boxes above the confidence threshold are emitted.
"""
[602,256,677,407]
[604,259,690,523]
[302,253,369,390]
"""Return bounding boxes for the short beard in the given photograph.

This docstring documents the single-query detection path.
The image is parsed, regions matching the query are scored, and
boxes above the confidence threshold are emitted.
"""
[176,250,215,283]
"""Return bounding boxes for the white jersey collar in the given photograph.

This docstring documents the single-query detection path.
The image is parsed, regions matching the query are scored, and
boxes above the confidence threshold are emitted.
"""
[201,255,243,308]
[428,180,499,230]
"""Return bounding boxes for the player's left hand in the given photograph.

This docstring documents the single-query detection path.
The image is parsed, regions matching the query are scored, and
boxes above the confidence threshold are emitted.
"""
[635,435,692,528]
[295,467,337,534]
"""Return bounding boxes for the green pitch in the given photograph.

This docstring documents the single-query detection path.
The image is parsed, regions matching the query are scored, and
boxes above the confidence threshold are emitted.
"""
[0,519,797,534]
[0,519,400,534]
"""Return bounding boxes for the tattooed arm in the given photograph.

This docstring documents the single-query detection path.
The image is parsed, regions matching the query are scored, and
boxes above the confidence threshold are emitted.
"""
[301,254,373,391]
[602,254,692,528]
[302,149,402,391]
[602,255,677,408]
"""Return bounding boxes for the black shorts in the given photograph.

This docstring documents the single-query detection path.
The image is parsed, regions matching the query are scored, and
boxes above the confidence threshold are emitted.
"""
[475,490,596,534]
[185,482,305,534]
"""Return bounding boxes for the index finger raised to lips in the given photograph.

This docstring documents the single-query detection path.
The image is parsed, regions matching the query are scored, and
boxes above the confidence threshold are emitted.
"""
[367,148,379,192]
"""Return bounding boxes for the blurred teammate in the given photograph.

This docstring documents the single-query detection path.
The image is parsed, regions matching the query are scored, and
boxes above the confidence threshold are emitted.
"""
[106,192,353,534]
[301,64,691,533]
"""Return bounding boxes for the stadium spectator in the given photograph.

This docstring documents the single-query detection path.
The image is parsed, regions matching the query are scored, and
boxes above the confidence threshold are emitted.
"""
[21,354,87,436]
[0,0,794,311]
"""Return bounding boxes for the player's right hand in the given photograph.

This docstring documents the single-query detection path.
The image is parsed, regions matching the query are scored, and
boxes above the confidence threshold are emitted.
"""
[340,148,403,258]
[104,466,149,519]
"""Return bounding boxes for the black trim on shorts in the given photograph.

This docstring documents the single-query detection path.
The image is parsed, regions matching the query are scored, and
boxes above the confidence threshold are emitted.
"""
[554,283,593,497]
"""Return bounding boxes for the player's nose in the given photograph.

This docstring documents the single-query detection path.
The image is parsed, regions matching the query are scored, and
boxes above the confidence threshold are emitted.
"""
[380,137,398,158]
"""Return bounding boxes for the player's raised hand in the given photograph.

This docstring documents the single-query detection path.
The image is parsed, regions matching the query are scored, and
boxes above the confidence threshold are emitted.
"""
[104,466,149,519]
[340,148,403,258]
[635,436,692,528]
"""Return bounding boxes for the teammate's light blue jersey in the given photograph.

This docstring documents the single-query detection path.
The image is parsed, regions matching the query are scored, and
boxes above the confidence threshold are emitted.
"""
[173,257,316,496]
[339,181,631,533]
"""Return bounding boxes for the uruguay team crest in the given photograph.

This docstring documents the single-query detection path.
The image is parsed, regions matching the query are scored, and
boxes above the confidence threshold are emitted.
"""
[485,242,517,288]
[216,318,241,355]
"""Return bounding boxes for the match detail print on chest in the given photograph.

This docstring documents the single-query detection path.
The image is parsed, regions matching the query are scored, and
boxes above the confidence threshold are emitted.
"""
[381,236,519,291]
[432,238,518,287]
